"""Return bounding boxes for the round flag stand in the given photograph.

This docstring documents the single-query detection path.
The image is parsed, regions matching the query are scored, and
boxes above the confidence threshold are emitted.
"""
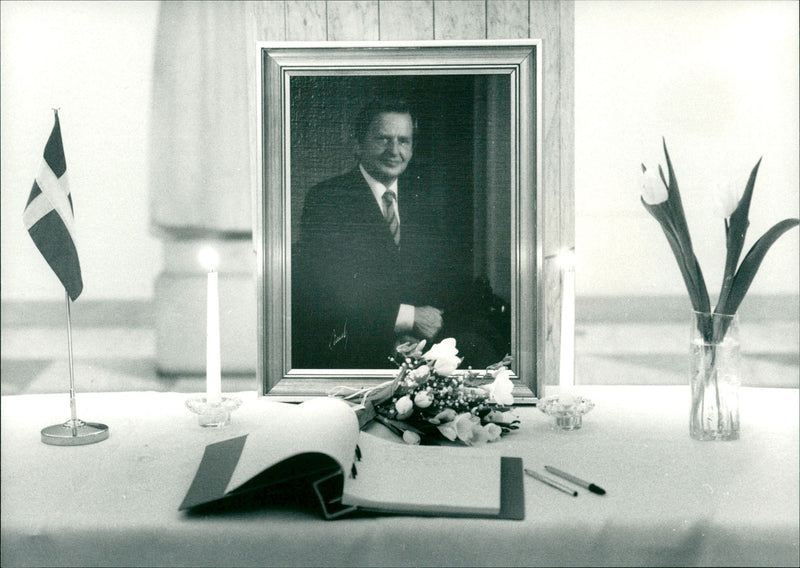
[41,420,109,446]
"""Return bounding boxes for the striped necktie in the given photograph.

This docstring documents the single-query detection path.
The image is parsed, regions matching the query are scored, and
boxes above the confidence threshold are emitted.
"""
[382,190,400,245]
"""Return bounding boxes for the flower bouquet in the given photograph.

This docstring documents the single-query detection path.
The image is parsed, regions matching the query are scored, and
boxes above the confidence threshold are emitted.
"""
[640,139,798,440]
[332,338,519,446]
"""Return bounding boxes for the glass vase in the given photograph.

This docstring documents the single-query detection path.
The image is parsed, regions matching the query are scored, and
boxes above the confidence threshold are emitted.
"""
[689,311,741,441]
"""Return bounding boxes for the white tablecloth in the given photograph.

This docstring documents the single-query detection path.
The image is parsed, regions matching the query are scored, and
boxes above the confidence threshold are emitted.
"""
[2,386,798,567]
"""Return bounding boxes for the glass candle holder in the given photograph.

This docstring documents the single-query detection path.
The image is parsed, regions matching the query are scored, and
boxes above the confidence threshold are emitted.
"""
[186,395,242,427]
[538,394,594,430]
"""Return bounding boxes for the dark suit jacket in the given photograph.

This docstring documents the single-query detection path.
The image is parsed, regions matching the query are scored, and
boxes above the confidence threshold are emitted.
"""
[292,168,458,369]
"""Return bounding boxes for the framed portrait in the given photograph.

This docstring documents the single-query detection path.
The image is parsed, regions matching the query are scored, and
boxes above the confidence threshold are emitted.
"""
[255,40,541,402]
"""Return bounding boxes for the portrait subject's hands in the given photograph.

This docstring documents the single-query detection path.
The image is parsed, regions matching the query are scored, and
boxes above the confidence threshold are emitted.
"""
[413,306,443,341]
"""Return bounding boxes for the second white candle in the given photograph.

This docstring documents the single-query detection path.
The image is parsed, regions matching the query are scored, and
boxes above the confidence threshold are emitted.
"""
[559,251,575,388]
[202,247,222,405]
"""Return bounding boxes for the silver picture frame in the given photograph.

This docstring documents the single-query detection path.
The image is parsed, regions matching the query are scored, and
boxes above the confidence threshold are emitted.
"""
[254,40,542,402]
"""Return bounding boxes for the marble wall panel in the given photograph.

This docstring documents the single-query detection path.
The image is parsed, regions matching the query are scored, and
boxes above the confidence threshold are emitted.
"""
[328,1,379,40]
[434,0,486,39]
[379,0,434,40]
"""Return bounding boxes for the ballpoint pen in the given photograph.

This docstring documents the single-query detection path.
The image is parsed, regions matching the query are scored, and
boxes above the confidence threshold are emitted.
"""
[544,465,606,495]
[524,468,578,497]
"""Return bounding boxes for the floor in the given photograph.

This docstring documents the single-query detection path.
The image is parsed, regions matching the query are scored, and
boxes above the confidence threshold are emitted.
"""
[2,300,797,396]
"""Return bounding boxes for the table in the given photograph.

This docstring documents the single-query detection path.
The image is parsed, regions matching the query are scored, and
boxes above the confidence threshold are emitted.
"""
[2,386,798,567]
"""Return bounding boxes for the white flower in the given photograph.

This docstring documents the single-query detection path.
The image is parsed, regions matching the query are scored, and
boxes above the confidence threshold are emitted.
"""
[429,408,457,425]
[454,413,485,445]
[483,423,503,442]
[712,181,743,219]
[437,422,458,441]
[436,356,460,375]
[470,427,492,445]
[454,413,477,442]
[408,365,431,383]
[394,395,414,419]
[640,167,668,205]
[452,414,500,446]
[424,337,458,359]
[402,430,421,445]
[486,410,516,424]
[483,368,514,406]
[423,338,462,376]
[414,390,433,408]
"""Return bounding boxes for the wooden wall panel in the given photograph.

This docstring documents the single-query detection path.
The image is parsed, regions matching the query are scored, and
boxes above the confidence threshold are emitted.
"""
[434,0,486,39]
[487,0,529,39]
[250,1,286,41]
[554,1,574,390]
[530,0,568,388]
[328,1,379,40]
[379,0,434,40]
[531,0,562,258]
[286,0,327,40]
[559,0,575,250]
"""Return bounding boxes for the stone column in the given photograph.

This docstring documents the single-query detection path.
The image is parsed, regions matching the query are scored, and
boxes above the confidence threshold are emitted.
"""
[149,1,255,375]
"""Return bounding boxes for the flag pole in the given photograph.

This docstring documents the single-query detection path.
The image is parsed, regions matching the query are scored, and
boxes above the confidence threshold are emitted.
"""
[40,291,110,446]
[65,289,79,434]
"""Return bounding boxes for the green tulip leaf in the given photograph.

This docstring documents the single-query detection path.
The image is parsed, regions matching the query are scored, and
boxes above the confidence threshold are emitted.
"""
[727,157,762,248]
[641,140,712,314]
[641,197,710,313]
[660,140,710,309]
[717,218,800,316]
[717,158,762,311]
[661,140,693,250]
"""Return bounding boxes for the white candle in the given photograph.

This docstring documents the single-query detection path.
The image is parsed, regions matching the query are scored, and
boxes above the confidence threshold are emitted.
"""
[200,247,221,404]
[559,251,575,388]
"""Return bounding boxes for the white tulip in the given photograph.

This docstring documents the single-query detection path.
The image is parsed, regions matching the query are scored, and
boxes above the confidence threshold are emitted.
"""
[402,430,421,445]
[712,181,743,219]
[414,391,433,408]
[640,167,668,205]
[394,395,414,419]
[483,423,503,442]
[423,338,462,376]
[484,368,514,406]
[423,338,459,360]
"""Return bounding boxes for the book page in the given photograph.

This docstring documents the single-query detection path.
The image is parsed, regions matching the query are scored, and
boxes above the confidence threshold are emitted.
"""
[227,398,359,493]
[342,432,501,516]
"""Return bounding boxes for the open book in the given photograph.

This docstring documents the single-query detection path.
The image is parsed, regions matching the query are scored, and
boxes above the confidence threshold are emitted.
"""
[180,398,524,520]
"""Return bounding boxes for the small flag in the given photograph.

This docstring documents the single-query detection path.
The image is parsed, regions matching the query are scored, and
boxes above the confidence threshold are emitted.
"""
[23,112,83,301]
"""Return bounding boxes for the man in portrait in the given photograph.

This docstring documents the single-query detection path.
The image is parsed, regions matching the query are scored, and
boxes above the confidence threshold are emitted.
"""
[292,95,509,369]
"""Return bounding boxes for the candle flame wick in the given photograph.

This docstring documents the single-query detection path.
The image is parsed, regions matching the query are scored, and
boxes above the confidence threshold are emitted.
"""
[558,250,575,271]
[199,246,219,271]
